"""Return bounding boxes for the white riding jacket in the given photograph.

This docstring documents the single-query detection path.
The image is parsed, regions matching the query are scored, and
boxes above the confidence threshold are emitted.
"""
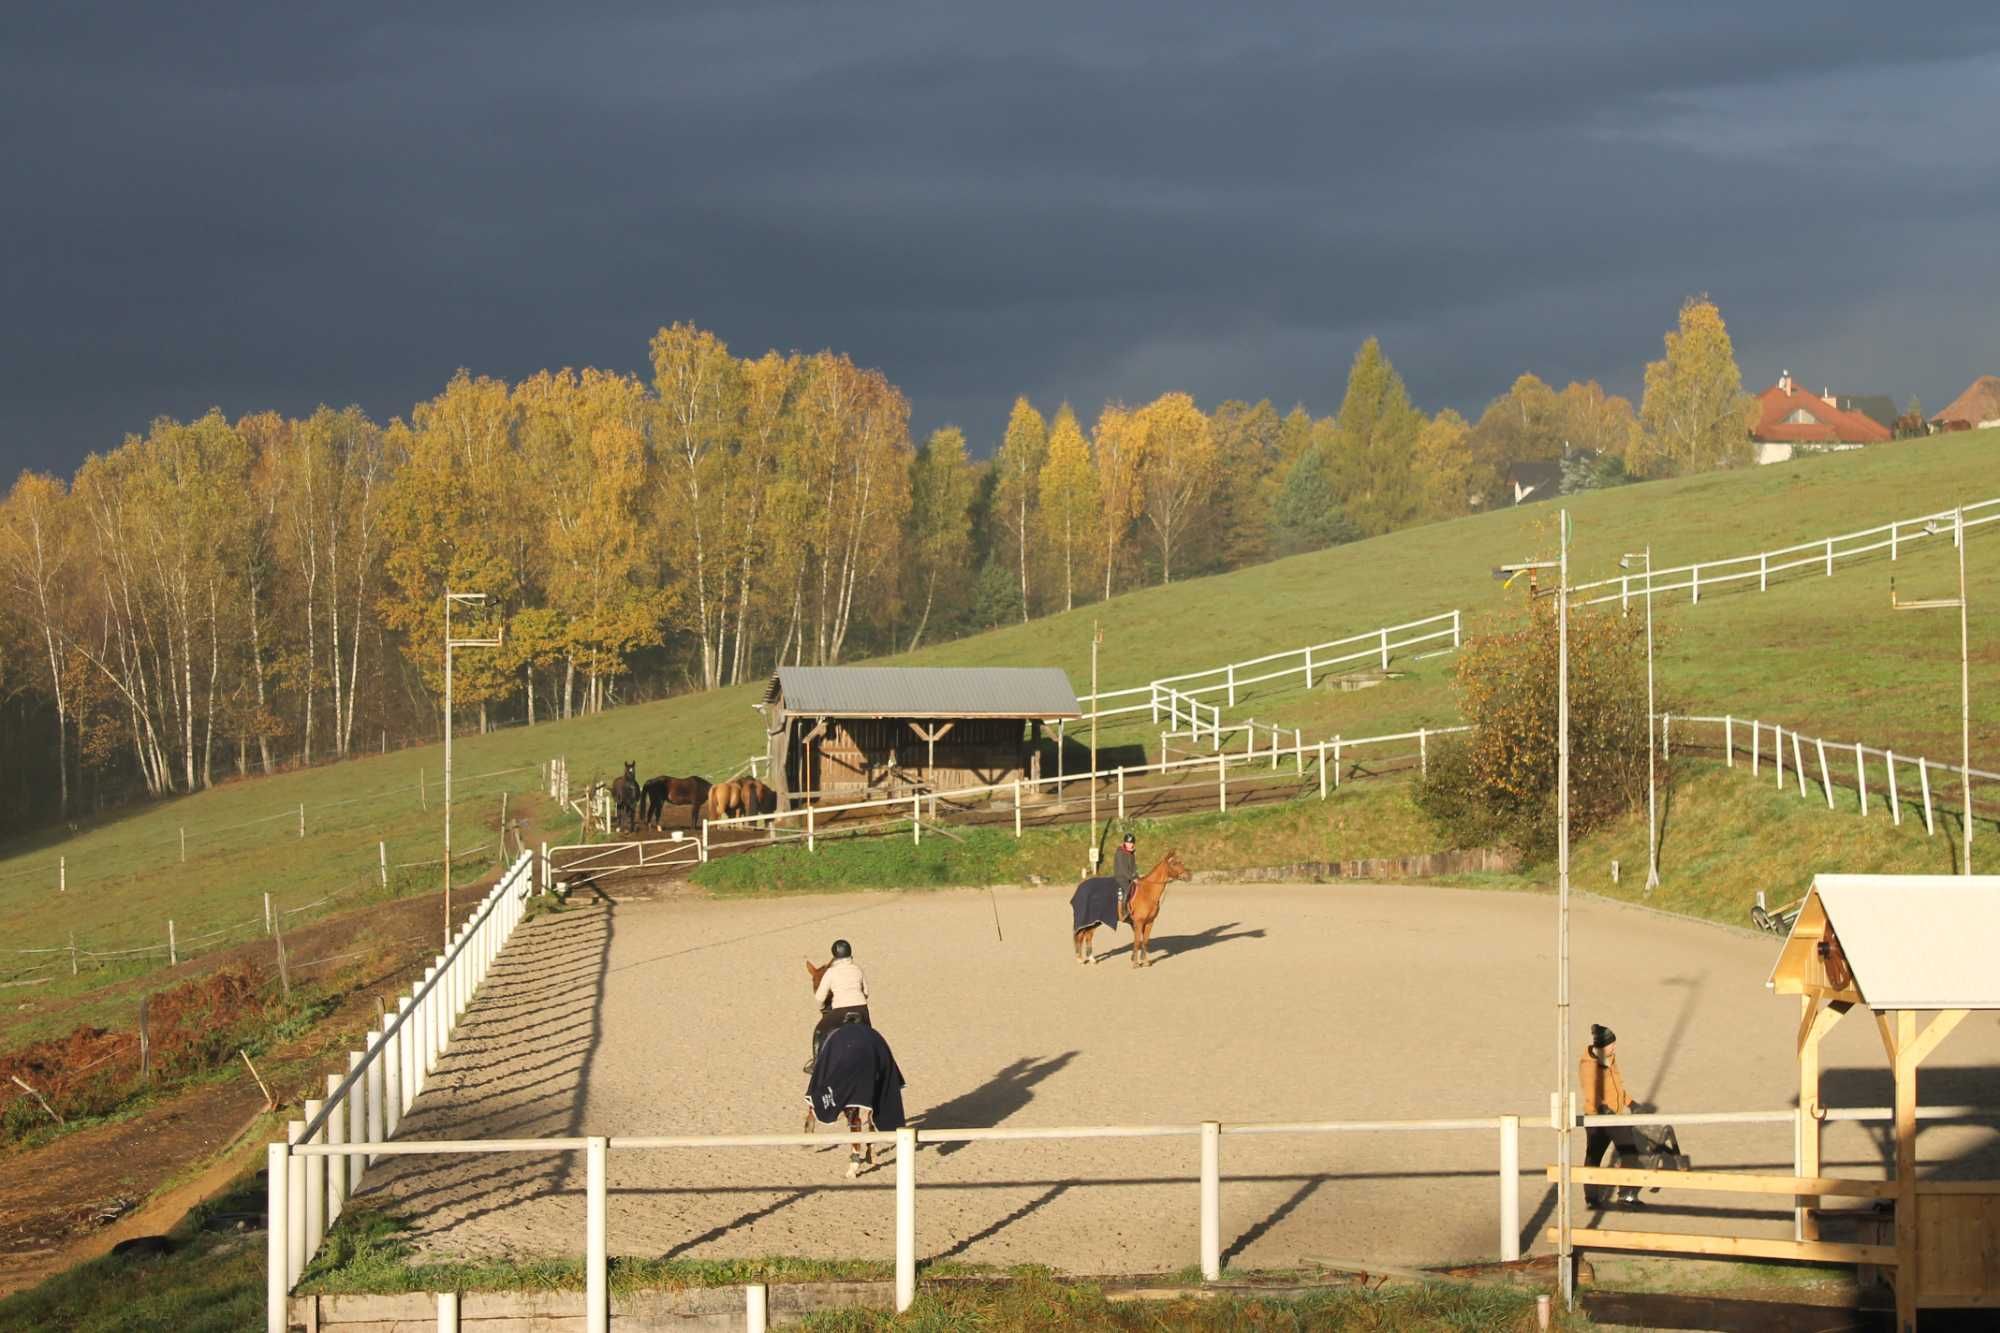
[815,957,869,1009]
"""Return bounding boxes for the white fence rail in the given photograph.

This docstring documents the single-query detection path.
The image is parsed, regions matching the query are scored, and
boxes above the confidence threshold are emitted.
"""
[268,851,537,1316]
[541,835,704,889]
[1144,610,1462,711]
[271,1098,1998,1331]
[1573,497,1999,610]
[1664,714,1996,837]
[703,722,1471,853]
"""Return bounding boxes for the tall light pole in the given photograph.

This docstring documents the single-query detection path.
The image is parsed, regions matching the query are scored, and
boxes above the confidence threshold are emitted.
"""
[1494,507,1574,1308]
[1891,507,1973,874]
[444,591,503,947]
[1089,620,1103,871]
[1619,547,1660,892]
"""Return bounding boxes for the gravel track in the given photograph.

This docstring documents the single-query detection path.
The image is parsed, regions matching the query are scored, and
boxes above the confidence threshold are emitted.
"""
[358,881,2000,1273]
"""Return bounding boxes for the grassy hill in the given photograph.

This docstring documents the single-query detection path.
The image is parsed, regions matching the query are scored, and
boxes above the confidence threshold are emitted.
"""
[2,432,1993,1042]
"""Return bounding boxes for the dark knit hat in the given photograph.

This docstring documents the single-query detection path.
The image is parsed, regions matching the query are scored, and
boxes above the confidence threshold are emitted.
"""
[1591,1024,1617,1050]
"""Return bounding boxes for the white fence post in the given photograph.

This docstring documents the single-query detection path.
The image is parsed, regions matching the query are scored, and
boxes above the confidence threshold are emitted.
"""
[745,1284,769,1333]
[1775,726,1785,790]
[1318,743,1327,800]
[1856,743,1868,817]
[1452,608,1462,648]
[1891,522,1900,561]
[1303,646,1313,691]
[363,1041,384,1173]
[1792,731,1807,799]
[324,1074,346,1221]
[438,1291,460,1332]
[583,1137,609,1333]
[267,1141,290,1332]
[1725,715,1734,766]
[806,804,816,852]
[1825,537,1834,576]
[1217,752,1227,813]
[1117,767,1126,822]
[379,841,388,888]
[912,796,921,846]
[1420,728,1428,779]
[298,802,305,839]
[1200,1120,1221,1281]
[1816,738,1834,810]
[1227,663,1236,708]
[1333,737,1342,789]
[1379,627,1390,670]
[1759,552,1768,592]
[1919,759,1935,835]
[383,1011,403,1138]
[1499,1115,1521,1262]
[1014,782,1022,837]
[1295,728,1304,777]
[168,919,177,966]
[1751,720,1760,776]
[896,1125,917,1311]
[1887,751,1902,826]
[301,1099,325,1260]
[1663,714,1671,764]
[286,1120,307,1285]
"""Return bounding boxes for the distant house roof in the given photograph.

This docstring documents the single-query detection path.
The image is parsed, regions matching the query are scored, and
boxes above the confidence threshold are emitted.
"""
[760,667,1081,720]
[1767,875,2000,1010]
[1505,461,1563,505]
[1836,394,1897,431]
[1932,375,2000,430]
[1753,372,1893,445]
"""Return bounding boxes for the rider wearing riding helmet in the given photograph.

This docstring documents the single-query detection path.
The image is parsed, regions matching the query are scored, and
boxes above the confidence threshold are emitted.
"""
[1113,833,1138,922]
[807,939,871,1071]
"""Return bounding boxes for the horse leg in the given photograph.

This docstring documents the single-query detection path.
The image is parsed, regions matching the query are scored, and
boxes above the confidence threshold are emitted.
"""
[845,1108,867,1178]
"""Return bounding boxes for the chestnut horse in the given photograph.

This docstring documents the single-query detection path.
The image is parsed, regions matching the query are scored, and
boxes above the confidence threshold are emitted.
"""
[1073,851,1190,968]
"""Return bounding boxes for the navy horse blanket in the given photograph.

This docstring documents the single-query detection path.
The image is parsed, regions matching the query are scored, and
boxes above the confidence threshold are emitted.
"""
[1070,876,1124,933]
[805,1020,907,1129]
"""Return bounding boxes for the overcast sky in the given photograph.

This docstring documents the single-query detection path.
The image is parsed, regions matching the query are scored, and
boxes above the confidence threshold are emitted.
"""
[5,2,1999,477]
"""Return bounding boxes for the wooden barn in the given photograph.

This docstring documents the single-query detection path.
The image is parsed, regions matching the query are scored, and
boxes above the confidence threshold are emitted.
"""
[757,666,1081,809]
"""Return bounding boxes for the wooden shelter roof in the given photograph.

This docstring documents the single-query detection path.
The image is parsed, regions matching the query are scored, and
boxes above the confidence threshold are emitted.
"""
[1767,874,2000,1010]
[759,666,1081,720]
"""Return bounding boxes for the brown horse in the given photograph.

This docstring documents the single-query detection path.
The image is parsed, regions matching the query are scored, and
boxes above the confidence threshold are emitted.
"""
[657,775,711,830]
[705,777,776,826]
[1073,851,1190,968]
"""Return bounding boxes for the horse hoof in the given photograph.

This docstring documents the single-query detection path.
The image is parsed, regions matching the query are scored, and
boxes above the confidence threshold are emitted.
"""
[846,1160,863,1179]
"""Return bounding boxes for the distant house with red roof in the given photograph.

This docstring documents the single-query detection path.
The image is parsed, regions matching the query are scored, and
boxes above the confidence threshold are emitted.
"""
[1752,371,1892,464]
[1932,375,2000,432]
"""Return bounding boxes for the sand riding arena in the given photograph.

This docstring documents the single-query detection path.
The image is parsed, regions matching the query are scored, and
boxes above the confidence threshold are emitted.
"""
[353,879,2000,1276]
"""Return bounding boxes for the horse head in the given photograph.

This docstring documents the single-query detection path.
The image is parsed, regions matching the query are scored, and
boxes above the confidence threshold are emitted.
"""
[1163,850,1191,881]
[623,760,637,778]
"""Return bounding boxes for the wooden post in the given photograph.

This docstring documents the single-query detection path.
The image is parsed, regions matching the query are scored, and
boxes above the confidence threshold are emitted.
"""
[1887,751,1902,826]
[179,826,186,863]
[264,892,273,936]
[298,802,305,839]
[1796,997,1846,1241]
[1919,758,1935,836]
[379,841,388,888]
[168,919,177,967]
[1816,738,1834,810]
[1856,743,1868,816]
[1893,1009,1916,1333]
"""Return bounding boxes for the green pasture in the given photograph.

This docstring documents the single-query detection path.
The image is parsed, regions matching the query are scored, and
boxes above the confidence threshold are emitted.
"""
[0,433,1992,1041]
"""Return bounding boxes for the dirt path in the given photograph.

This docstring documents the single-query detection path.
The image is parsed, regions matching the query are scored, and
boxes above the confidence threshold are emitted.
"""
[359,882,2000,1274]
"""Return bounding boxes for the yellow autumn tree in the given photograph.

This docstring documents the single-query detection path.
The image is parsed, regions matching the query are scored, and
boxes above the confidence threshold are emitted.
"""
[1036,404,1098,612]
[1637,296,1756,477]
[1133,392,1216,584]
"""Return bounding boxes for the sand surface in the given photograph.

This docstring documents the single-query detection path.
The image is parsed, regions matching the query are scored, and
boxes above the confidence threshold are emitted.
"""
[358,882,2000,1272]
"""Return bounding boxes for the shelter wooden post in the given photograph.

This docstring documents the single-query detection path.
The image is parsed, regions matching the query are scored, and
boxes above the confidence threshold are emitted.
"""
[1895,1008,1917,1333]
[1795,996,1847,1240]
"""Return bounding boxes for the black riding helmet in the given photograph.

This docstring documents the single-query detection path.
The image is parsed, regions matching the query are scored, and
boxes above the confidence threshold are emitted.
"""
[831,939,853,959]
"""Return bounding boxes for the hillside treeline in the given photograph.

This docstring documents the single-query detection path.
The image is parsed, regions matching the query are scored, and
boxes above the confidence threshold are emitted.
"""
[0,301,1751,832]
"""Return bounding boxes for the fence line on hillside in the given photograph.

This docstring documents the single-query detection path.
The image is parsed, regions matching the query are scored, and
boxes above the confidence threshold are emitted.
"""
[1662,713,1997,835]
[1571,496,1999,610]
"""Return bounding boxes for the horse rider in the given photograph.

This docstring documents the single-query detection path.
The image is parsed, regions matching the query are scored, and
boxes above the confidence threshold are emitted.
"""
[807,939,871,1073]
[1113,833,1138,922]
[1579,1023,1642,1208]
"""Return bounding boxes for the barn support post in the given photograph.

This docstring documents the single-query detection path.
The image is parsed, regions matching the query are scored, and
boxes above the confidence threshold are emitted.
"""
[1856,744,1869,816]
[1499,1115,1521,1262]
[895,1126,917,1311]
[585,1136,608,1333]
[266,1142,289,1332]
[1919,759,1935,835]
[1200,1120,1222,1281]
[1816,738,1835,810]
[1886,751,1902,826]
[1056,720,1065,802]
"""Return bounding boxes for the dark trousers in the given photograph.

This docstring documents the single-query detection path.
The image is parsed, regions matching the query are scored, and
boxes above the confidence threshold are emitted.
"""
[810,1004,871,1060]
[1583,1125,1642,1205]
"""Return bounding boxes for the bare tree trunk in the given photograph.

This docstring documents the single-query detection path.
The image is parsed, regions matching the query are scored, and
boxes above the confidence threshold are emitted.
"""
[907,568,938,653]
[563,657,575,719]
[247,571,274,774]
[1017,496,1030,622]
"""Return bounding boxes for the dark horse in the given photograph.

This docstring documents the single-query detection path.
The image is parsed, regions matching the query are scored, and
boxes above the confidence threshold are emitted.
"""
[640,776,670,829]
[609,761,640,834]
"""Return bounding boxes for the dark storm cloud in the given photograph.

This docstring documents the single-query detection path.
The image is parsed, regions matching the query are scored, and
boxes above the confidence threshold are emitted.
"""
[5,2,2000,475]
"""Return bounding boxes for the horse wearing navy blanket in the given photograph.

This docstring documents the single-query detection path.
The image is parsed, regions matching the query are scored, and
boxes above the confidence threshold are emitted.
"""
[804,1015,906,1177]
[1070,851,1190,967]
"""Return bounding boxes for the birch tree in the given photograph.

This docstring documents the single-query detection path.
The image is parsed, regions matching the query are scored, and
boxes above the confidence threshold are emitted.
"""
[0,473,78,815]
[905,426,975,650]
[1035,405,1097,612]
[1133,392,1215,584]
[650,322,742,689]
[992,397,1046,621]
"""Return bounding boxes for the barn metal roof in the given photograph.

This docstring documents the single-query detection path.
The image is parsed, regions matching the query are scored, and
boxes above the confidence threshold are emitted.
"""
[1767,874,2000,1010]
[759,666,1081,720]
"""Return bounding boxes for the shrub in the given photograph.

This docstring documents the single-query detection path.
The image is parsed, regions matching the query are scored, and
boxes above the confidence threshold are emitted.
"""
[1417,597,1664,859]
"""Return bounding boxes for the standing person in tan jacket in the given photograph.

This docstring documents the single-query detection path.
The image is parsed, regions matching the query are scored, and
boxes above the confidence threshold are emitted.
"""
[1579,1023,1642,1208]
